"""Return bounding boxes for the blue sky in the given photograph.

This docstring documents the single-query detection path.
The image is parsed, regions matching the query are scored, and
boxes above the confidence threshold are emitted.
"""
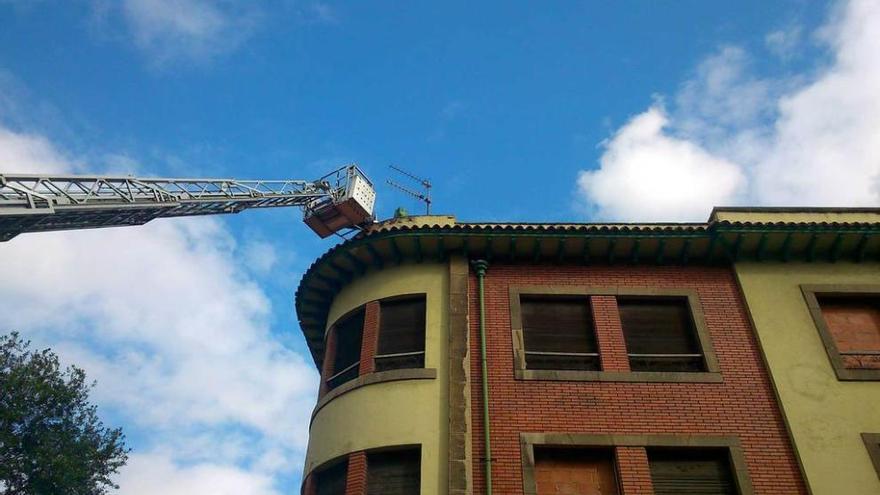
[1,0,878,493]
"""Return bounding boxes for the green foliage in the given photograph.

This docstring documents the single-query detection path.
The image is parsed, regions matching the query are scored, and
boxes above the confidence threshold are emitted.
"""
[0,332,128,495]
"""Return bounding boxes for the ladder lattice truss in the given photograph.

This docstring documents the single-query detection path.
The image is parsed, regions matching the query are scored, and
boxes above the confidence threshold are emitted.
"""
[0,167,351,242]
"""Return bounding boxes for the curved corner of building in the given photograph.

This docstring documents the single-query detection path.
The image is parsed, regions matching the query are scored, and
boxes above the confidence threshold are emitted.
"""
[303,262,451,494]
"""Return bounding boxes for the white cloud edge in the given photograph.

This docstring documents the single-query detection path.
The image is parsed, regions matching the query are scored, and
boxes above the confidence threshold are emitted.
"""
[576,0,880,221]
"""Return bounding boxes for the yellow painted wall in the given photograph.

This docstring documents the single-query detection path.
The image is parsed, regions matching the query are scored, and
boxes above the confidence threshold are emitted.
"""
[305,262,449,494]
[735,262,880,495]
[713,210,880,224]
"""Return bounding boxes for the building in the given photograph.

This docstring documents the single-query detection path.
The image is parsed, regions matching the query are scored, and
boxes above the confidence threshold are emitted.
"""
[295,208,880,495]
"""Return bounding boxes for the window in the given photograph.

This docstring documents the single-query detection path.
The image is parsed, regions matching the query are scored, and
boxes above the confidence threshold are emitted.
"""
[366,448,421,495]
[520,295,599,370]
[817,296,880,369]
[533,447,619,495]
[315,458,348,495]
[618,297,706,372]
[326,309,364,390]
[648,448,738,495]
[375,296,426,371]
[802,286,880,380]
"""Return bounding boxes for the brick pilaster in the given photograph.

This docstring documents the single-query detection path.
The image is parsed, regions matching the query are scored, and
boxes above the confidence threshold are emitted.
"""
[345,451,367,495]
[591,295,631,372]
[360,301,380,374]
[616,446,653,495]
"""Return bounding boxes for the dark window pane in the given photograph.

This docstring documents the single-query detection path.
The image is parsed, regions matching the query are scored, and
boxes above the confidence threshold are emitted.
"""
[534,447,619,495]
[521,296,599,371]
[316,459,348,495]
[618,298,706,372]
[648,448,737,495]
[378,296,427,355]
[328,309,364,389]
[366,448,420,495]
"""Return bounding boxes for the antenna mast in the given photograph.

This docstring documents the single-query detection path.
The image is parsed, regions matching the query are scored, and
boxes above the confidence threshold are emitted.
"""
[386,165,432,215]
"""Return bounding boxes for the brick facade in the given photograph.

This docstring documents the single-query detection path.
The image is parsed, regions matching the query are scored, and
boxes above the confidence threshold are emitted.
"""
[469,263,806,494]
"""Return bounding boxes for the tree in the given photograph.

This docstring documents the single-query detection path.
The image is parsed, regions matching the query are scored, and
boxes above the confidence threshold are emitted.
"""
[0,332,128,495]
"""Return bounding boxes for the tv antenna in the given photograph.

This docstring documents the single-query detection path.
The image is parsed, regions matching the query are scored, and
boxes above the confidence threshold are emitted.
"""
[386,165,432,215]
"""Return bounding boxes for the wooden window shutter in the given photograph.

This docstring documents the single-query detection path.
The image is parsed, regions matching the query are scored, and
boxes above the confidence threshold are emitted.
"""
[376,296,427,371]
[520,295,599,371]
[618,298,705,372]
[648,449,737,495]
[366,448,421,495]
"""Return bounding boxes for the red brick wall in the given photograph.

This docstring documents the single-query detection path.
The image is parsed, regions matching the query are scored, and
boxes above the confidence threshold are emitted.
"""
[360,301,380,374]
[469,263,805,495]
[345,451,367,495]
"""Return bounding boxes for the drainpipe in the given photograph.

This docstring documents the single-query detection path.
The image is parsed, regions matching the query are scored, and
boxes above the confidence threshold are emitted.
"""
[472,259,493,495]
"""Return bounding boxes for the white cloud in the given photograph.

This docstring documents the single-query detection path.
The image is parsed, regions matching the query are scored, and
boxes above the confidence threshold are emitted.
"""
[90,0,263,66]
[577,0,880,221]
[578,106,746,221]
[765,26,803,59]
[243,239,281,275]
[0,123,318,493]
[118,453,281,495]
[0,127,80,174]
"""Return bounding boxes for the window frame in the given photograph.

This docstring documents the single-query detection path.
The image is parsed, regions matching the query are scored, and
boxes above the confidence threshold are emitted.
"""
[801,284,880,381]
[617,293,711,373]
[519,433,753,495]
[374,293,427,372]
[509,286,721,383]
[519,293,601,372]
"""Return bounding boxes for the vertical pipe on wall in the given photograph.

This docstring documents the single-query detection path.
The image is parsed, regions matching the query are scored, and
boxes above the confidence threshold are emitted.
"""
[472,259,493,495]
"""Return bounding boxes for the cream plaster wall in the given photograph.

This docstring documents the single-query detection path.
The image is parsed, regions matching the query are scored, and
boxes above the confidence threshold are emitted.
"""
[736,262,880,494]
[304,262,449,494]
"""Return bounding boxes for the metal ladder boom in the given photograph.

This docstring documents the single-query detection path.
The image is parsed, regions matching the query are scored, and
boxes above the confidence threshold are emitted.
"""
[0,165,370,242]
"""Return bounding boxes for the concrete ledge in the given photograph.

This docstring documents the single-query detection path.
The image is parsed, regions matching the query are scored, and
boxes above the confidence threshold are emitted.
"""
[312,368,437,420]
[515,369,723,383]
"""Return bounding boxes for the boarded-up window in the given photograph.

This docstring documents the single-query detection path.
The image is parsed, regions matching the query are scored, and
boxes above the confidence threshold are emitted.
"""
[375,296,426,371]
[618,298,705,372]
[818,296,880,370]
[327,309,364,390]
[315,458,348,495]
[521,296,599,370]
[366,448,420,495]
[648,448,737,495]
[534,447,619,495]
